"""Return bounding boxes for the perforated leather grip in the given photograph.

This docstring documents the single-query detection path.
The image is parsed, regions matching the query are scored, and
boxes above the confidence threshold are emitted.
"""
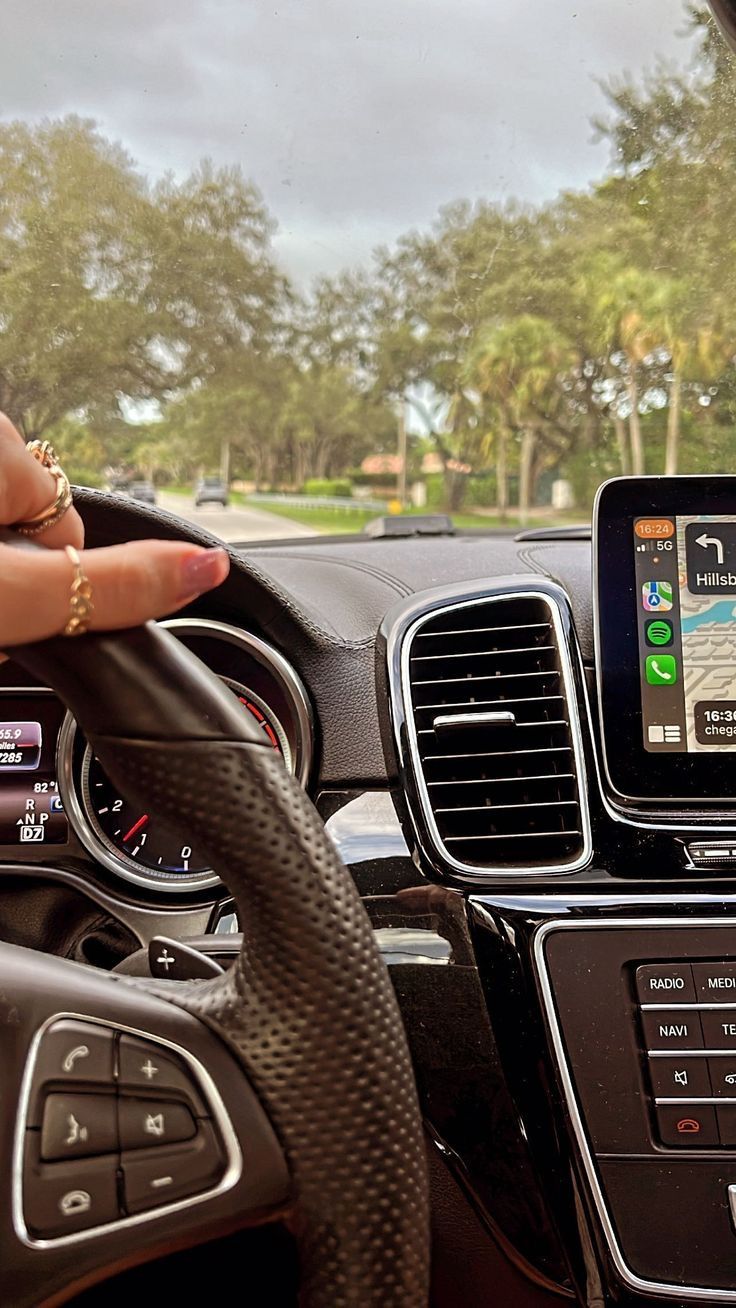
[12,624,430,1307]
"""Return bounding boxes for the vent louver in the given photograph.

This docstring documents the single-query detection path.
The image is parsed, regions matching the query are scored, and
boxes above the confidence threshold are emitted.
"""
[403,591,590,875]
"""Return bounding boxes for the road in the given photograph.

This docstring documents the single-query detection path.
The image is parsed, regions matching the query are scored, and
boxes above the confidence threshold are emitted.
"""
[157,492,319,543]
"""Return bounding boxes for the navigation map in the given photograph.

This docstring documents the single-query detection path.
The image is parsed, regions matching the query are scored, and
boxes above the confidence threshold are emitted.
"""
[677,515,736,751]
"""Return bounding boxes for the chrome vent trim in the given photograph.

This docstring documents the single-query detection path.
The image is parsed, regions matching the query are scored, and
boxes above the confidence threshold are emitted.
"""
[399,588,592,880]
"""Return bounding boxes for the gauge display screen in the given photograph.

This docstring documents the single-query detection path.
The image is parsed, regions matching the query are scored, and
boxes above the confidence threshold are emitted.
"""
[0,693,68,846]
[80,679,290,883]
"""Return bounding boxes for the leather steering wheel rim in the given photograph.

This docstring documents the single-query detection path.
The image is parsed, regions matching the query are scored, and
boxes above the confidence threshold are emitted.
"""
[10,620,430,1307]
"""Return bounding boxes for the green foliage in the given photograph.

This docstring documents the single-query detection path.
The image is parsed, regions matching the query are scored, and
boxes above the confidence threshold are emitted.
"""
[4,11,736,513]
[302,478,353,498]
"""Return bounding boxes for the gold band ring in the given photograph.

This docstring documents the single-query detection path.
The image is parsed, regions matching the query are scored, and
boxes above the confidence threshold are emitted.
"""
[15,440,73,536]
[63,546,94,638]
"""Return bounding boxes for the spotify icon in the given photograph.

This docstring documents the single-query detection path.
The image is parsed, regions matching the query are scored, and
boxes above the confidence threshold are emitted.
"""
[645,619,673,647]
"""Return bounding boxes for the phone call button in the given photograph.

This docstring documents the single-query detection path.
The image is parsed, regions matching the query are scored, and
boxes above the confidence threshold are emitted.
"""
[27,1020,115,1128]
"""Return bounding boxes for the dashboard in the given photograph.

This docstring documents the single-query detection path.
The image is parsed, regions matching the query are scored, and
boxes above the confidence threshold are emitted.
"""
[11,482,736,1306]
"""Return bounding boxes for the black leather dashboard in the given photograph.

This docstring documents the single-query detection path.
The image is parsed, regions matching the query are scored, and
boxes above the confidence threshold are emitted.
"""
[73,488,594,786]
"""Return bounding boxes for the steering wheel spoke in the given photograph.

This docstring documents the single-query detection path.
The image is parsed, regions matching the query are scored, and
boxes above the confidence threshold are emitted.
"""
[0,939,289,1306]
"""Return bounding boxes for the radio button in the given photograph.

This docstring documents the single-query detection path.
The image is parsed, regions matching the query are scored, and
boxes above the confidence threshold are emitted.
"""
[636,963,695,1004]
[650,1057,711,1098]
[693,963,736,1002]
[655,1104,718,1148]
[642,1010,703,1050]
[701,1010,736,1049]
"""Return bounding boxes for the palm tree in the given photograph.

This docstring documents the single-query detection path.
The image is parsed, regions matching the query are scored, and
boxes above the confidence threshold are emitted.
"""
[465,315,576,523]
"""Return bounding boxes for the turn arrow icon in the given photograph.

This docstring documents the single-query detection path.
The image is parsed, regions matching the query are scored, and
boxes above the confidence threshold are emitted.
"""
[695,532,725,566]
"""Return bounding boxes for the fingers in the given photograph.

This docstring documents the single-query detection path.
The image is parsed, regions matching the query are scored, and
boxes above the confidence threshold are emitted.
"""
[0,413,85,550]
[0,541,230,647]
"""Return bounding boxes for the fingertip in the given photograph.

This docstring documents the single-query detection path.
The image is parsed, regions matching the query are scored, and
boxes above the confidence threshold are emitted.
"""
[177,546,230,600]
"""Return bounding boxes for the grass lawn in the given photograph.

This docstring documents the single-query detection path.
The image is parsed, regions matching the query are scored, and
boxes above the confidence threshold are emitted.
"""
[241,498,571,535]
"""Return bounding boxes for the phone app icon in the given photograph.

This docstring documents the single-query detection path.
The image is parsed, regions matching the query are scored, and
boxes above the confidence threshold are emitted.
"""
[646,654,678,686]
[646,619,673,647]
[642,581,673,612]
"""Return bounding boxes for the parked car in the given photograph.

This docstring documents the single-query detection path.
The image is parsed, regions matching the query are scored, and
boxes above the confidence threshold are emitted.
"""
[128,480,157,505]
[195,476,229,507]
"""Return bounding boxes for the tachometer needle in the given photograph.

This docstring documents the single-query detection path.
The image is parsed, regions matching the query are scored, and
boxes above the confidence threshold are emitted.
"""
[122,814,149,843]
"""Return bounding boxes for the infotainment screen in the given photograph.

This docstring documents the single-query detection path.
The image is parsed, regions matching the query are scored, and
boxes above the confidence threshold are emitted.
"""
[595,478,736,806]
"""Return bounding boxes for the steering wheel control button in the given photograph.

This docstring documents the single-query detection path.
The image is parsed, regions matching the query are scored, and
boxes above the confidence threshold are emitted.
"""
[23,1154,119,1238]
[118,1035,206,1113]
[693,962,736,1002]
[636,963,695,1004]
[642,1010,704,1050]
[40,1092,117,1161]
[149,935,224,981]
[700,1010,736,1049]
[27,1020,115,1127]
[718,1108,736,1146]
[649,1056,712,1098]
[655,1104,719,1148]
[122,1122,224,1214]
[119,1098,197,1151]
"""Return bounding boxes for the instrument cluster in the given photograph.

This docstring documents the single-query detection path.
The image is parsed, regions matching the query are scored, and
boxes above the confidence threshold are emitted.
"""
[0,620,313,895]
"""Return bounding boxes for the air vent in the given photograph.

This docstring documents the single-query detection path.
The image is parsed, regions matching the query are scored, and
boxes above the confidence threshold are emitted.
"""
[401,590,590,876]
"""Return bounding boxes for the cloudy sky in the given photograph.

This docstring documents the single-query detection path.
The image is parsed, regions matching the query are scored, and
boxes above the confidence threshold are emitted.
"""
[0,0,698,286]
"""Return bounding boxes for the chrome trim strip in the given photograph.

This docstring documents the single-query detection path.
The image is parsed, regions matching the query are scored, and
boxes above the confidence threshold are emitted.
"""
[650,1049,736,1057]
[56,617,313,894]
[656,1097,736,1104]
[162,619,313,786]
[534,914,736,1302]
[644,1004,736,1011]
[433,710,517,730]
[398,590,592,880]
[13,1011,242,1249]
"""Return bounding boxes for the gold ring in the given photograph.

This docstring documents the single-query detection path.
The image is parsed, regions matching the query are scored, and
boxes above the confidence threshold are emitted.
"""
[15,440,73,536]
[63,545,94,638]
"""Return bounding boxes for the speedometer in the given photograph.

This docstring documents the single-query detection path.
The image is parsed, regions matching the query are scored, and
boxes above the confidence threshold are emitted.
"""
[58,618,313,894]
[79,681,291,887]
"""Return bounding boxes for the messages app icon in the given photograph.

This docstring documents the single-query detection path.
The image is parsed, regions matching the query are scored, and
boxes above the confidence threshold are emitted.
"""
[642,581,673,612]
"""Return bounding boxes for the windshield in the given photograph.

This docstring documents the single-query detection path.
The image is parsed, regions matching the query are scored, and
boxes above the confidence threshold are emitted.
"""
[2,2,734,543]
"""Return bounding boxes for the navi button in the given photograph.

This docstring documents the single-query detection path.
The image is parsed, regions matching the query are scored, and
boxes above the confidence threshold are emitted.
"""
[642,1010,703,1050]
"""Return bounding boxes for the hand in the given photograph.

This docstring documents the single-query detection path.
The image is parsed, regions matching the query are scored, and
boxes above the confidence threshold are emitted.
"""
[0,414,230,646]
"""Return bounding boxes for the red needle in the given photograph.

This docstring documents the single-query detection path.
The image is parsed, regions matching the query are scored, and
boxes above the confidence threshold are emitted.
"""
[122,814,149,843]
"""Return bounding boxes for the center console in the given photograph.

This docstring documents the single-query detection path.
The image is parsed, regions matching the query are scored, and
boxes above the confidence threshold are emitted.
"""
[536,917,736,1300]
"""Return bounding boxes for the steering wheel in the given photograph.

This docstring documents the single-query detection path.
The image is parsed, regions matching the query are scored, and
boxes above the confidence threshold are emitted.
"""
[3,621,430,1307]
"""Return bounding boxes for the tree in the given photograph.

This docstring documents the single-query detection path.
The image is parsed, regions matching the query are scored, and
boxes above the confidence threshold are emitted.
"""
[0,118,285,438]
[466,315,577,521]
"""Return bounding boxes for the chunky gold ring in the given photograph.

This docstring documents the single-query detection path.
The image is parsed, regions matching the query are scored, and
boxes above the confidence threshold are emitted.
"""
[15,440,73,536]
[63,545,94,638]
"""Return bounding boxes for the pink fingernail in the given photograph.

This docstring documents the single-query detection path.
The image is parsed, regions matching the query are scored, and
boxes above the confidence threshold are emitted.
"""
[179,547,229,597]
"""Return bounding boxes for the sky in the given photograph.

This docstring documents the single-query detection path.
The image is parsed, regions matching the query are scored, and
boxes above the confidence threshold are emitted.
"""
[0,0,698,288]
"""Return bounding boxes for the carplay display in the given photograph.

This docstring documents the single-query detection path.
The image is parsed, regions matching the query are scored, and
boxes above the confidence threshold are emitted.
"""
[634,515,736,752]
[595,477,736,806]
